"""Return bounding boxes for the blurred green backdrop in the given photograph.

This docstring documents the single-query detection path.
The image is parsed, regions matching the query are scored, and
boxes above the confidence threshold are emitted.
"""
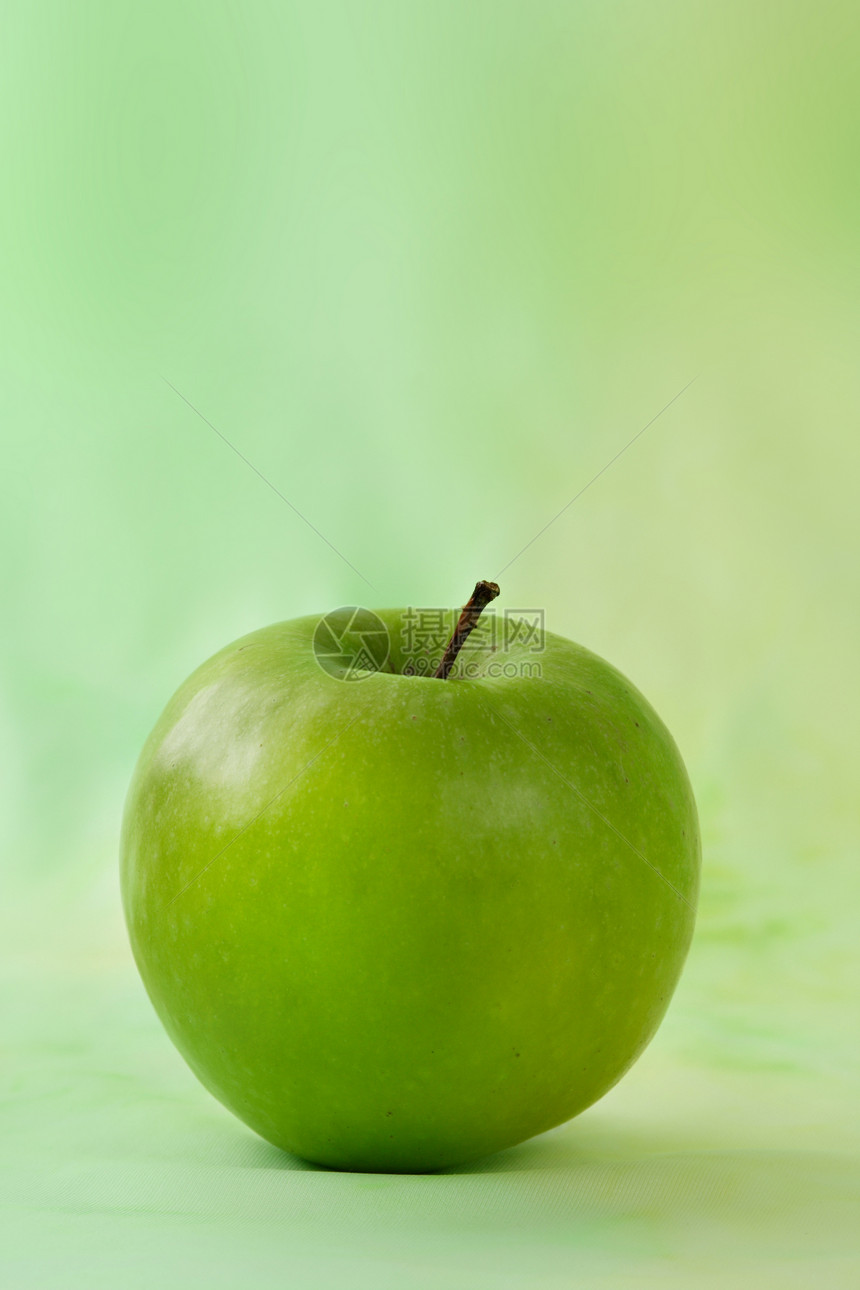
[1,2,858,1285]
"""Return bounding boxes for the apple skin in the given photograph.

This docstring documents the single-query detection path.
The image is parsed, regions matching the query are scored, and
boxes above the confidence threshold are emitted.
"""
[120,609,700,1173]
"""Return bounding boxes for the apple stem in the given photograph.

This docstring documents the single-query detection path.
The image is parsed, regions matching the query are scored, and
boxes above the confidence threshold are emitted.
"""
[433,580,501,680]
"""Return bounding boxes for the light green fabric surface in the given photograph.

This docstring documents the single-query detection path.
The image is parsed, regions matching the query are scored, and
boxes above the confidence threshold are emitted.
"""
[2,2,858,1284]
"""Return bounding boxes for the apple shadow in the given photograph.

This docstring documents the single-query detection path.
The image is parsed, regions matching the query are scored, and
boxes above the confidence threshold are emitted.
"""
[235,1124,588,1175]
[232,1121,859,1244]
[232,1126,582,1175]
[238,1119,858,1188]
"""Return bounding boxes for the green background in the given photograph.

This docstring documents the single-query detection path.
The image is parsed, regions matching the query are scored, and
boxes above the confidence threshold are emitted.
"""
[2,1,858,1284]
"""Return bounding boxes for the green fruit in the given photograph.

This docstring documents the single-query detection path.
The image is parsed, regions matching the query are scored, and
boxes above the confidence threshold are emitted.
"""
[120,603,699,1173]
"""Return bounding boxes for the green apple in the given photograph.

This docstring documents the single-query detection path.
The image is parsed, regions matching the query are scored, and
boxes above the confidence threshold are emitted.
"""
[120,590,700,1173]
